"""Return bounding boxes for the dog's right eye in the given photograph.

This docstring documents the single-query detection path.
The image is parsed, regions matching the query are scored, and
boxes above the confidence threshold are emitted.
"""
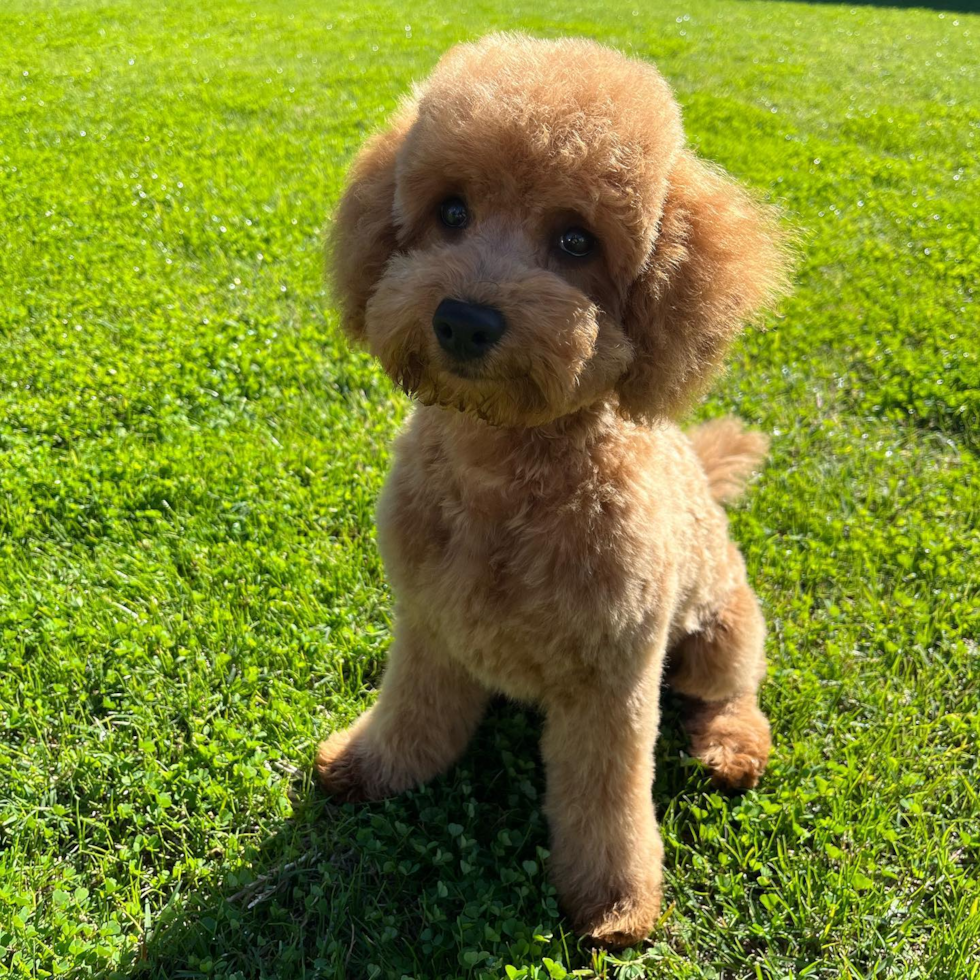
[439,197,469,230]
[559,226,595,258]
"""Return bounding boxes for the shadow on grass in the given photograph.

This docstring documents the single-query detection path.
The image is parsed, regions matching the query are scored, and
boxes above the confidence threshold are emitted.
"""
[115,696,704,980]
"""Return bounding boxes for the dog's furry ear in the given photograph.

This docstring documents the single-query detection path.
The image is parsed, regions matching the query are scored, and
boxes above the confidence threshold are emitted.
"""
[616,150,788,420]
[329,108,415,342]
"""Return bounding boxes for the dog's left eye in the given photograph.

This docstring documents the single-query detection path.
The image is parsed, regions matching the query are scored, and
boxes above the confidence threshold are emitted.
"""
[439,197,469,229]
[559,227,595,257]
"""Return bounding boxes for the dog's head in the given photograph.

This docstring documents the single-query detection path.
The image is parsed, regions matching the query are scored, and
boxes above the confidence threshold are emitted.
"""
[331,34,786,427]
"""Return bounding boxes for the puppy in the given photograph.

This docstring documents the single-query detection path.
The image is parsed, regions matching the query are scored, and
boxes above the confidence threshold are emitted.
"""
[317,33,787,947]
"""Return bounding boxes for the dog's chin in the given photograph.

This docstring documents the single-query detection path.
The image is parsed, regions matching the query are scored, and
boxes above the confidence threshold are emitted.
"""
[393,361,571,428]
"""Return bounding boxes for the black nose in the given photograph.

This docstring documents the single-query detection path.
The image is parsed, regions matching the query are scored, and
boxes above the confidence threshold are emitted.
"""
[432,299,507,361]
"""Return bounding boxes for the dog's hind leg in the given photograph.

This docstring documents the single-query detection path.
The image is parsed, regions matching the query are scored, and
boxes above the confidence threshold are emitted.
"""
[666,580,771,790]
[315,623,487,801]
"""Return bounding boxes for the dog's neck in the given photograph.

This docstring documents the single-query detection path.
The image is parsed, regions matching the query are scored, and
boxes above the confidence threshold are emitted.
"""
[449,397,616,442]
[423,397,640,491]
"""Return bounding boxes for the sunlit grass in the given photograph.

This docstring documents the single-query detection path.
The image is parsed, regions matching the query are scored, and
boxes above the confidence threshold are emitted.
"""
[1,0,978,977]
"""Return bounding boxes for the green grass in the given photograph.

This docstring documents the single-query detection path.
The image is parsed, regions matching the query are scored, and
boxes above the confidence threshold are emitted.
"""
[1,0,978,976]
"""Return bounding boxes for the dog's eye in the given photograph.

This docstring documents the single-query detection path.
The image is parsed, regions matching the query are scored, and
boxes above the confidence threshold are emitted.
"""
[439,197,469,230]
[559,227,595,257]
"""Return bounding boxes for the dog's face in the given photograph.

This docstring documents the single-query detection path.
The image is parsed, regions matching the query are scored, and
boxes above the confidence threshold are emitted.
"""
[332,35,785,426]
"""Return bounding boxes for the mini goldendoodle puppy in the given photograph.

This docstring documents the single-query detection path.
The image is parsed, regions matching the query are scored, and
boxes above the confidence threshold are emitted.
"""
[316,33,788,946]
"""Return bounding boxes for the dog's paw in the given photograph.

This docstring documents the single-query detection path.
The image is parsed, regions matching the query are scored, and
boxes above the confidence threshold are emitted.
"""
[687,702,770,790]
[692,737,768,790]
[314,729,376,802]
[575,891,661,949]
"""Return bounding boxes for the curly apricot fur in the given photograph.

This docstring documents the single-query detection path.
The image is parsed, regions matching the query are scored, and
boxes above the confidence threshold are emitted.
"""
[318,33,789,947]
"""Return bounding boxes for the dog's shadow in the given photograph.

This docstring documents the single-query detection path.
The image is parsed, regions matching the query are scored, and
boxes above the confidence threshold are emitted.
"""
[117,694,706,979]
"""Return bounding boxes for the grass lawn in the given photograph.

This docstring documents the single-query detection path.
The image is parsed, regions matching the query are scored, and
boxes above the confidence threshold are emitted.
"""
[2,0,979,976]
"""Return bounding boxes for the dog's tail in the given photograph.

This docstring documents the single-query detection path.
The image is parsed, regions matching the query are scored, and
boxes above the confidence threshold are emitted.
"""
[688,417,769,506]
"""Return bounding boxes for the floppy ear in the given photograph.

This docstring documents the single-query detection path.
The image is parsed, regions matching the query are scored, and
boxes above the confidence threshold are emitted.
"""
[329,108,415,342]
[616,150,788,420]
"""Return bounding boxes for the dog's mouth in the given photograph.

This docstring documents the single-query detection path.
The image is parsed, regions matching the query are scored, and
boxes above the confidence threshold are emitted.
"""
[443,360,487,382]
[385,344,554,426]
[390,348,489,390]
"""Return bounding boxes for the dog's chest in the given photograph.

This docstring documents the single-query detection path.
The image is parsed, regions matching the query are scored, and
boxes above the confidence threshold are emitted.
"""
[375,420,667,696]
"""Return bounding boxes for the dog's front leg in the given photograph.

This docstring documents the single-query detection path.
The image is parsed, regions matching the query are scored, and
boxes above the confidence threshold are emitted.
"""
[541,662,664,947]
[315,623,488,801]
